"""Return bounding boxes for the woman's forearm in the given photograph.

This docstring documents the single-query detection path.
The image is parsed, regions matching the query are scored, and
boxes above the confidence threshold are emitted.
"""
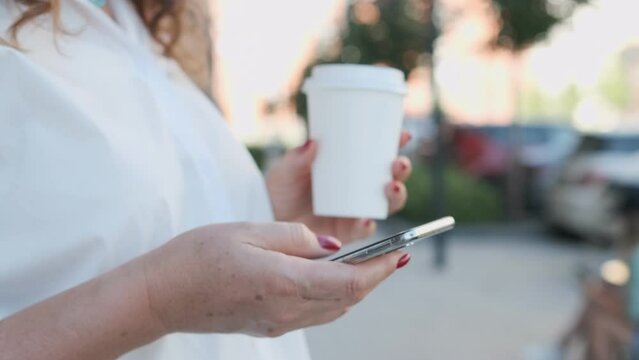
[0,257,167,360]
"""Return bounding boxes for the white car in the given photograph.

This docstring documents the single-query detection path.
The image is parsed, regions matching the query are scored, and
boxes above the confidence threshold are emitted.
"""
[545,134,639,245]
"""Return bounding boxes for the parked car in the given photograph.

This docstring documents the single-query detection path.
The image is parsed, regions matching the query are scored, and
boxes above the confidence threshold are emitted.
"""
[545,133,639,245]
[452,124,579,212]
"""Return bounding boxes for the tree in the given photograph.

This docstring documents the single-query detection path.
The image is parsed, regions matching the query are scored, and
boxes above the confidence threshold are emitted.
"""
[296,0,589,96]
[491,0,588,219]
[293,0,588,263]
[493,0,589,51]
[336,0,436,75]
[294,0,436,118]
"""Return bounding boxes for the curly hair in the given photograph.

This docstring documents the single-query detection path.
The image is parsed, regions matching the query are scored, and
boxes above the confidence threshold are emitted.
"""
[9,0,185,53]
[6,0,213,95]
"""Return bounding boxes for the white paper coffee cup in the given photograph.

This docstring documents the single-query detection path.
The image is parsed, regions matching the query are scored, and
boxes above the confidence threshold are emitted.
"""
[303,64,407,219]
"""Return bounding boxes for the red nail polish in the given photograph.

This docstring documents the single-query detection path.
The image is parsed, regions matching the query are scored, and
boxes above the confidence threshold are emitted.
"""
[297,140,312,153]
[405,132,413,142]
[364,219,373,227]
[397,254,411,269]
[400,162,408,172]
[318,235,341,251]
[393,183,401,193]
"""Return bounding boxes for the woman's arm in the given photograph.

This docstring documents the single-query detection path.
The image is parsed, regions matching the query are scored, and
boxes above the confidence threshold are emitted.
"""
[1,222,406,359]
[0,259,166,360]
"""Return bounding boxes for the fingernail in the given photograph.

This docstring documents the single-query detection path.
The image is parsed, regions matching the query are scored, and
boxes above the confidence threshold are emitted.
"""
[318,235,341,251]
[297,140,312,154]
[393,183,401,193]
[397,254,411,269]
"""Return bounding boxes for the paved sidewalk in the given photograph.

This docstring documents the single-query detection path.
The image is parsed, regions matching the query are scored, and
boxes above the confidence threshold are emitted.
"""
[307,221,611,360]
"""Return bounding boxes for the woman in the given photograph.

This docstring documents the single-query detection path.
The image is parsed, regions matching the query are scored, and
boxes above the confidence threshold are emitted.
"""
[0,0,414,359]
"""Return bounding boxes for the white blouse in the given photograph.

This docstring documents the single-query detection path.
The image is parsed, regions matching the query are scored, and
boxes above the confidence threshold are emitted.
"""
[0,0,311,359]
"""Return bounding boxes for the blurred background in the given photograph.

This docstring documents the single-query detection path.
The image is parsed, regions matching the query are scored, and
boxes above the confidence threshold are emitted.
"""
[209,0,639,358]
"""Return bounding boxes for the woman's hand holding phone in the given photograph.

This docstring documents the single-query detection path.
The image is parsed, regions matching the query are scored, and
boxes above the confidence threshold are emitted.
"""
[142,222,407,337]
[0,222,408,360]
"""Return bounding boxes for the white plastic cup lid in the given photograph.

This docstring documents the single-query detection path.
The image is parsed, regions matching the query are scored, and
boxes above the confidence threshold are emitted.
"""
[303,64,407,95]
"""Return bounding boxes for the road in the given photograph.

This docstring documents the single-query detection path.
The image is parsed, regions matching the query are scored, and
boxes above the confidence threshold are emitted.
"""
[307,220,611,360]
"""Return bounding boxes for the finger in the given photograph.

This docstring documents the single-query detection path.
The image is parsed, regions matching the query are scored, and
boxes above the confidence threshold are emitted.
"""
[249,222,342,259]
[385,181,407,214]
[286,139,318,172]
[295,138,318,162]
[352,251,409,296]
[391,156,412,182]
[294,251,407,303]
[399,131,412,148]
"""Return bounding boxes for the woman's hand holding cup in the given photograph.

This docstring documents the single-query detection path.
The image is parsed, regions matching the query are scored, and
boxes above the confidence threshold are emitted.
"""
[266,130,413,243]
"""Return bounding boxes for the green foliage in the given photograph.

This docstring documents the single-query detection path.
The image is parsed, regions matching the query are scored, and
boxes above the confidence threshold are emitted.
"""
[337,0,436,76]
[518,83,580,120]
[494,0,589,51]
[557,83,581,116]
[317,0,590,70]
[598,57,632,110]
[518,53,634,119]
[247,146,266,170]
[399,163,504,223]
[295,0,435,118]
[519,83,545,118]
[295,0,589,118]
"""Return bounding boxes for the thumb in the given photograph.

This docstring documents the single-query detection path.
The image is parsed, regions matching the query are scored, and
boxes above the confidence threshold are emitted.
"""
[252,222,342,259]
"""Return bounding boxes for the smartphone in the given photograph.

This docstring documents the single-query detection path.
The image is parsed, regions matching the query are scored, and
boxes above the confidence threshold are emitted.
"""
[331,217,455,264]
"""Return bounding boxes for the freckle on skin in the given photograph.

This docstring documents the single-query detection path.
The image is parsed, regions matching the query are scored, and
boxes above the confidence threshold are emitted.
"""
[267,327,276,335]
[120,331,128,338]
[206,312,214,318]
[255,294,264,301]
